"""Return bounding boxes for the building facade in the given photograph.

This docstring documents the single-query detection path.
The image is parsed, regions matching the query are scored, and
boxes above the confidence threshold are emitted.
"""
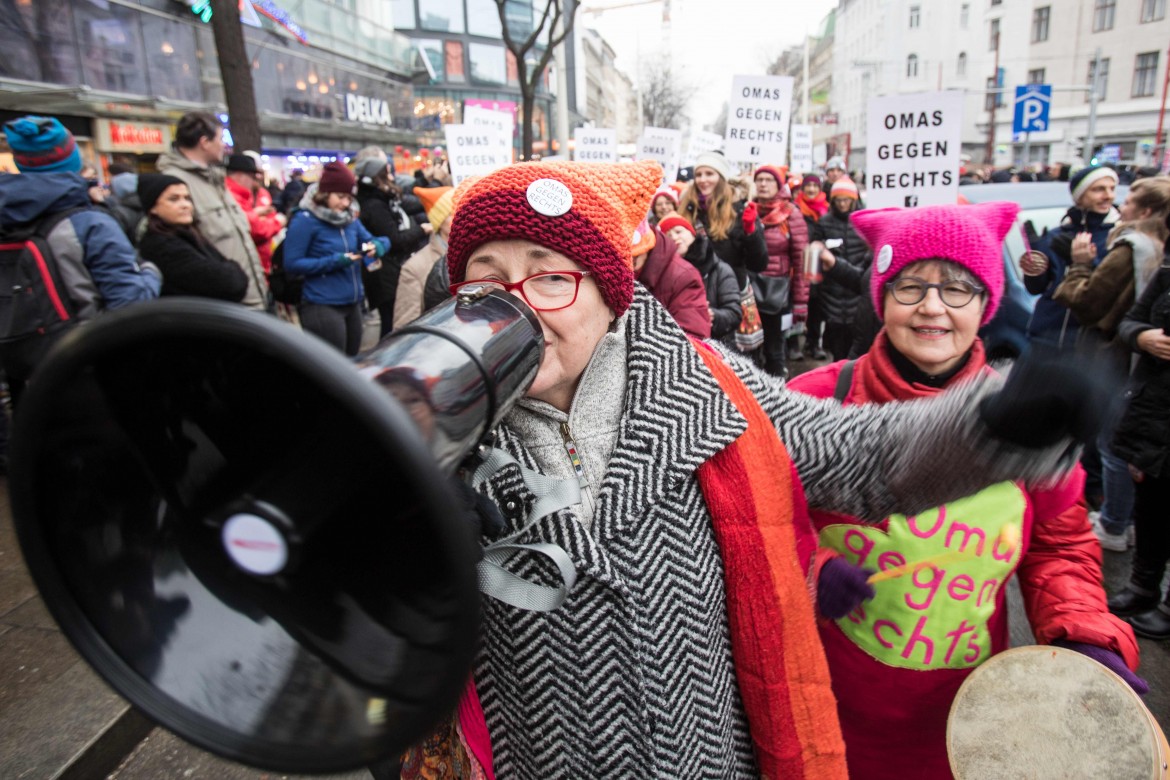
[830,0,1169,171]
[580,28,639,146]
[0,0,427,178]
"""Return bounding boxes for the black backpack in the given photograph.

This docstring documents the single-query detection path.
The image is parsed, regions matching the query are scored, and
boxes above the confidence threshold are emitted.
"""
[0,207,85,342]
[267,236,304,305]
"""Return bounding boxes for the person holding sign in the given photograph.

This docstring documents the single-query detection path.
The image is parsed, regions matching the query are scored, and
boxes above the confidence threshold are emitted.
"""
[807,178,873,361]
[788,201,1142,780]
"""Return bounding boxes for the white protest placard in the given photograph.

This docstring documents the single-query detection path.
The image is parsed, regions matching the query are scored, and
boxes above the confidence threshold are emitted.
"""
[685,129,724,165]
[865,91,964,208]
[637,127,682,183]
[462,105,514,163]
[573,127,617,162]
[789,124,814,173]
[444,124,512,186]
[725,75,794,164]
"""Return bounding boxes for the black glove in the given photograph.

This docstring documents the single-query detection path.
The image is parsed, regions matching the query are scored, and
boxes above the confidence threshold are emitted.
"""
[451,478,506,559]
[979,352,1121,448]
[1048,231,1073,262]
[1022,220,1045,251]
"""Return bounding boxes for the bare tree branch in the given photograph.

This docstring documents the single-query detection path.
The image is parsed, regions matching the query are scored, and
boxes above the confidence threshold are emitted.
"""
[640,61,698,130]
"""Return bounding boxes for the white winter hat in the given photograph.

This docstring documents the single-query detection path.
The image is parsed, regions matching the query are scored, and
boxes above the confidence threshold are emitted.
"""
[693,151,733,181]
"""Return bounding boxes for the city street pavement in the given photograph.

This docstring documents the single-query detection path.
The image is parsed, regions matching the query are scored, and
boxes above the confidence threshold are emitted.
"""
[0,348,1164,777]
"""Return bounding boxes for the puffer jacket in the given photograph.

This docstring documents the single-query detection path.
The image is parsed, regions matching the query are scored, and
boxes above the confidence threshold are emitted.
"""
[157,148,269,310]
[0,172,161,319]
[356,183,429,309]
[463,289,1082,779]
[681,234,741,340]
[789,337,1136,780]
[394,234,446,329]
[636,228,710,338]
[809,206,872,325]
[1113,265,1170,478]
[282,209,387,306]
[1024,206,1118,348]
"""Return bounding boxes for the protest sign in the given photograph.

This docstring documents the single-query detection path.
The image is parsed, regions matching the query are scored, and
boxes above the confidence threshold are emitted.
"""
[637,127,682,182]
[685,130,724,165]
[573,127,617,162]
[789,124,814,174]
[865,91,964,208]
[444,124,513,186]
[725,75,794,164]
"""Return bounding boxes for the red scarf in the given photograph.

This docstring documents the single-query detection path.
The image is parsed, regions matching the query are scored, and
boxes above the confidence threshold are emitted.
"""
[693,342,848,780]
[796,190,829,221]
[850,329,988,405]
[755,196,792,236]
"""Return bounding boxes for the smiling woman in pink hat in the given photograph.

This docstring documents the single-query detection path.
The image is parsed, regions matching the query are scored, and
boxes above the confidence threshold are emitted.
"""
[788,201,1142,780]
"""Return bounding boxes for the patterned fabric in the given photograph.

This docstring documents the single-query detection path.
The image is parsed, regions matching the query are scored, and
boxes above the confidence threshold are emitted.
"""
[465,289,1081,778]
[693,343,848,779]
[447,161,663,316]
[852,202,1019,325]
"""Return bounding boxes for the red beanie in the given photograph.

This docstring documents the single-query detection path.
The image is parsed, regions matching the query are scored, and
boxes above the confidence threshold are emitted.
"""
[447,160,663,316]
[657,214,695,236]
[317,161,355,194]
[753,165,791,198]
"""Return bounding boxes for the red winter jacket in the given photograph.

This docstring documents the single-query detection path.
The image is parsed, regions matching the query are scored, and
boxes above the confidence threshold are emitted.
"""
[788,332,1138,780]
[225,176,282,272]
[637,228,711,339]
[757,198,810,311]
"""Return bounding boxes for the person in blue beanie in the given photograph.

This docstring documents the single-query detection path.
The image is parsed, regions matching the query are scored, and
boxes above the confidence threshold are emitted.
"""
[0,115,161,406]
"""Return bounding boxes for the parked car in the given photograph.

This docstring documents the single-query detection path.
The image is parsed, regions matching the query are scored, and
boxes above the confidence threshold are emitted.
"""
[959,181,1127,359]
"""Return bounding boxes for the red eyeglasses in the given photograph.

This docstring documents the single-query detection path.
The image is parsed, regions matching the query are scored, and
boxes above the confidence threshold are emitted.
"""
[450,271,592,312]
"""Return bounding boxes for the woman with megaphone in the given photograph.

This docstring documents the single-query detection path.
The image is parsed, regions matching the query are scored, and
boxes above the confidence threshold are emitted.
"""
[393,160,1115,780]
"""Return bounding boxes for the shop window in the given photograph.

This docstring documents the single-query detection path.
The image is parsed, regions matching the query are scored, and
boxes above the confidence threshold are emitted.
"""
[467,0,503,37]
[1134,51,1159,97]
[412,95,458,131]
[445,41,466,82]
[469,43,507,85]
[416,39,445,82]
[419,0,464,33]
[0,0,80,86]
[195,27,224,106]
[142,14,202,103]
[392,0,416,29]
[504,0,535,37]
[73,1,147,94]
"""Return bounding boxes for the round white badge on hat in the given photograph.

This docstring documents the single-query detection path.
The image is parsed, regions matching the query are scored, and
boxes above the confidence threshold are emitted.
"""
[222,513,288,576]
[877,244,893,274]
[527,178,572,216]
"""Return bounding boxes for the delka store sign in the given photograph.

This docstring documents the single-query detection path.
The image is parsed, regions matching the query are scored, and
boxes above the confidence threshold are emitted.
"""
[95,118,171,153]
[346,94,393,127]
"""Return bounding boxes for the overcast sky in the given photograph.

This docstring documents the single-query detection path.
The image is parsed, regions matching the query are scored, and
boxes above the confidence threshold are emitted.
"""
[582,0,839,129]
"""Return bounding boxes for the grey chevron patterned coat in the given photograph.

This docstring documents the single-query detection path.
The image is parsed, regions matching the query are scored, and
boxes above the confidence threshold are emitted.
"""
[470,288,1079,779]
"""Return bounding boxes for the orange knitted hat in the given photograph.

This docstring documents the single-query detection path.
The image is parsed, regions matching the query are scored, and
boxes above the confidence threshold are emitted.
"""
[448,160,663,316]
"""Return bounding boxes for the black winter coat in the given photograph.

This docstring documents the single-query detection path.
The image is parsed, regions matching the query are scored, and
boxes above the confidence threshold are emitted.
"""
[682,234,741,340]
[138,226,248,302]
[809,207,872,325]
[1113,264,1170,478]
[685,199,768,287]
[357,183,430,308]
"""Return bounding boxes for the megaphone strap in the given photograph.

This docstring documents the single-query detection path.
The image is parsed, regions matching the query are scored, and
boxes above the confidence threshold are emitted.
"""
[472,446,581,612]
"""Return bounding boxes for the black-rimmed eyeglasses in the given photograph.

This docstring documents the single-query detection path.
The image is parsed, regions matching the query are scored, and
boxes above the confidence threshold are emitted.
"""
[886,276,985,308]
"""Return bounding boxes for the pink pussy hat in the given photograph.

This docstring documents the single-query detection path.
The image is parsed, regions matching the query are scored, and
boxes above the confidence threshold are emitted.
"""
[851,201,1020,326]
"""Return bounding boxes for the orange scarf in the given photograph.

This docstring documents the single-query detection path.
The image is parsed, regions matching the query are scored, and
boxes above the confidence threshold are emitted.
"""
[693,341,848,780]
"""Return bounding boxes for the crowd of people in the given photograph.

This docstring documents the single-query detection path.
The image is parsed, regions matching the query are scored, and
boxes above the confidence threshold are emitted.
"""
[2,108,1169,777]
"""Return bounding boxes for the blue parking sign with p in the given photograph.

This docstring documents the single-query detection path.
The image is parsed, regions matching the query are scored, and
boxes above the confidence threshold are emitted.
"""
[1013,85,1051,134]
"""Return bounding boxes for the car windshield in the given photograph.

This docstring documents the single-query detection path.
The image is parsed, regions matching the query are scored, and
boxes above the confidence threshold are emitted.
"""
[1005,206,1071,282]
